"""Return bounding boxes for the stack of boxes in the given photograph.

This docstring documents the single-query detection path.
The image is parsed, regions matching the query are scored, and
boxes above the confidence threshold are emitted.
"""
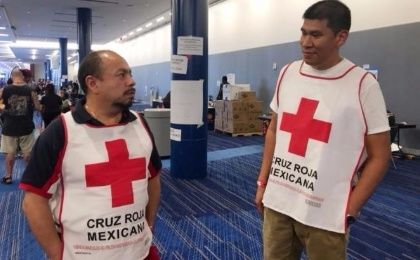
[214,91,263,135]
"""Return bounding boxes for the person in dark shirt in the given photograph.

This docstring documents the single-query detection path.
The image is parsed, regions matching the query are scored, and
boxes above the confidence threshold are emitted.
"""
[20,50,161,260]
[40,83,63,127]
[216,75,229,100]
[0,68,41,184]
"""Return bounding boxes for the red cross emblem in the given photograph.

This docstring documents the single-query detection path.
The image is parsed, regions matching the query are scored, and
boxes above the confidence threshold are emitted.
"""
[85,139,146,208]
[280,97,332,157]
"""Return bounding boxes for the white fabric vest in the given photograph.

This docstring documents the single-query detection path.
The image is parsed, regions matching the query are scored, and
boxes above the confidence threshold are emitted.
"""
[51,112,153,259]
[263,60,368,233]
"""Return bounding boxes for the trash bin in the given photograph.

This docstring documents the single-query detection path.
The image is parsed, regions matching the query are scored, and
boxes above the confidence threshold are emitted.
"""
[143,108,170,157]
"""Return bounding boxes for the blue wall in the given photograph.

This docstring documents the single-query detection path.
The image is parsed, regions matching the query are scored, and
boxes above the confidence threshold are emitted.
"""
[132,22,420,148]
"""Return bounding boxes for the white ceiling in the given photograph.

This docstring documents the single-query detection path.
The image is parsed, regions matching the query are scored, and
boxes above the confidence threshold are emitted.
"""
[0,0,171,64]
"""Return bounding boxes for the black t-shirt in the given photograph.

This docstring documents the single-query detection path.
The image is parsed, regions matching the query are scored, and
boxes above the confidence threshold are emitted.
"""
[41,94,63,115]
[20,99,162,192]
[1,84,35,136]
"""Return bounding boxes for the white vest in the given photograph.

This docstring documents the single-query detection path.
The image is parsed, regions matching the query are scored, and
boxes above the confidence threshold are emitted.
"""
[51,112,153,259]
[263,60,368,233]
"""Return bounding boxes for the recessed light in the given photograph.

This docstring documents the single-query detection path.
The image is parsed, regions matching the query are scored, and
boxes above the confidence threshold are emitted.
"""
[156,16,164,23]
[128,31,134,36]
[136,27,143,32]
[0,34,9,37]
[145,22,153,28]
[0,27,6,30]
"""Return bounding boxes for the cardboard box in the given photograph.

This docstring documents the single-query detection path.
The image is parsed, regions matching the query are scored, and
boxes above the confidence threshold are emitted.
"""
[224,120,247,133]
[222,84,251,100]
[244,120,262,133]
[224,100,243,111]
[243,101,263,113]
[215,119,224,131]
[237,91,256,101]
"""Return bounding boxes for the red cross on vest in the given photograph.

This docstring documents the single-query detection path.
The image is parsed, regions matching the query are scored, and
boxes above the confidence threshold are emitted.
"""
[85,139,146,208]
[280,97,332,157]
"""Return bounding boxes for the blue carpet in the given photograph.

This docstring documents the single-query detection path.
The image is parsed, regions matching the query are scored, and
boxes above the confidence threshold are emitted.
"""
[207,131,264,152]
[0,158,47,260]
[0,132,419,259]
[155,154,263,259]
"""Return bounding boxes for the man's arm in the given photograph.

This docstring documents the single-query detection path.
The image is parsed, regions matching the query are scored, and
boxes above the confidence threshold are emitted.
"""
[31,90,41,111]
[347,131,391,216]
[22,192,62,260]
[255,113,277,214]
[146,175,161,230]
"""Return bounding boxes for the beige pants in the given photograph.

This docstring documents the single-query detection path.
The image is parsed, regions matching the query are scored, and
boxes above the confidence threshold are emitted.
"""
[263,207,347,260]
[1,132,35,154]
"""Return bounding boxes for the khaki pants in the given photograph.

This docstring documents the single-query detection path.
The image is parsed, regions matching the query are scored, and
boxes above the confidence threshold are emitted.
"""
[263,207,347,260]
[1,132,35,154]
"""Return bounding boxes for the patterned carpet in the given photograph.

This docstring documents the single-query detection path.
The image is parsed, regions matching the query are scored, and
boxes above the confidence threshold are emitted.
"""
[0,132,419,259]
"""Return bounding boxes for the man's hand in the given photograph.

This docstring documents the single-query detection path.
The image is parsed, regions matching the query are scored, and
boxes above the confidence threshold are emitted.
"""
[255,186,266,215]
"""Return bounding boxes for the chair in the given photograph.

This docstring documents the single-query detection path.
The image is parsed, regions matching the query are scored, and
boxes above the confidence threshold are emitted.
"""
[388,113,397,169]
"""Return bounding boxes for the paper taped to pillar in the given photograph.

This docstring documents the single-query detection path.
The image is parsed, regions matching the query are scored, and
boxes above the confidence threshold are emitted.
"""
[170,127,181,141]
[171,80,203,125]
[171,55,188,74]
[177,36,203,56]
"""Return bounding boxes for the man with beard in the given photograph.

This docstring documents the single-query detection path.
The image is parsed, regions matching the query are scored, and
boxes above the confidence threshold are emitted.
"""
[20,50,161,260]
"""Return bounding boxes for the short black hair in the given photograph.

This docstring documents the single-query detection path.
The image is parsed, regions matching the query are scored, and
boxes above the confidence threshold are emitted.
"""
[77,50,108,94]
[45,83,56,94]
[303,0,351,34]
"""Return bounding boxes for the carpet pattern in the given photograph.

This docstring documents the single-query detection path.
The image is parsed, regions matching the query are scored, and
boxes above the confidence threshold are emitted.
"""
[0,131,419,259]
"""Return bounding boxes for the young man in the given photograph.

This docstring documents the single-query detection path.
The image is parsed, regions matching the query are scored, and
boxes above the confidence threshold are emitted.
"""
[255,1,390,259]
[0,68,41,184]
[20,50,161,259]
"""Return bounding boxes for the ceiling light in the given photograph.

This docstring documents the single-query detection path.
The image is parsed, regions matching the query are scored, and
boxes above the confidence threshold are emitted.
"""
[136,27,143,32]
[0,33,9,37]
[145,22,153,28]
[0,27,5,30]
[0,7,15,42]
[156,16,164,23]
[31,49,37,54]
[31,55,37,60]
[128,31,134,36]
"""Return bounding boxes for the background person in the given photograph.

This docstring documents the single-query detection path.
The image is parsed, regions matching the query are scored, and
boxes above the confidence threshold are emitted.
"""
[0,68,41,185]
[40,83,62,127]
[216,75,229,100]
